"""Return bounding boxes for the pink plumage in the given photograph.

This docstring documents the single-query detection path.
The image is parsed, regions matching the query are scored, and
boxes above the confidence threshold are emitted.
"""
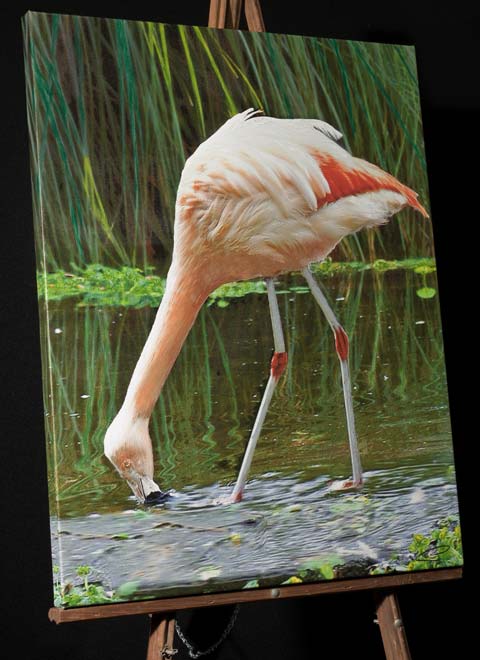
[173,109,427,289]
[104,109,428,503]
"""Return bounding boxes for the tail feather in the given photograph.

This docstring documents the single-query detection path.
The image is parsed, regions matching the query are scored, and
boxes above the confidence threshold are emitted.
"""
[399,185,429,218]
[313,152,429,218]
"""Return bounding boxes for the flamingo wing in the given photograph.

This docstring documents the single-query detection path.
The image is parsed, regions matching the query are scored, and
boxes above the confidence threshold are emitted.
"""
[175,110,427,260]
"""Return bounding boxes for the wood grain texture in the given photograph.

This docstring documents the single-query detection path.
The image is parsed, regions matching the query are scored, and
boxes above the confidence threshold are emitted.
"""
[48,567,462,624]
[208,0,228,28]
[245,0,265,31]
[227,0,243,28]
[209,0,263,31]
[146,612,176,660]
[375,592,412,660]
[146,614,166,660]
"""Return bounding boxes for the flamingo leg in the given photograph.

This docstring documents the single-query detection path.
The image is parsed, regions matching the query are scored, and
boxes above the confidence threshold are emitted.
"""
[302,267,363,488]
[230,278,287,503]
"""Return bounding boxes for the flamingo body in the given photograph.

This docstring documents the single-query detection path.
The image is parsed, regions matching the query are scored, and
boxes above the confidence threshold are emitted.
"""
[174,109,426,288]
[104,109,427,502]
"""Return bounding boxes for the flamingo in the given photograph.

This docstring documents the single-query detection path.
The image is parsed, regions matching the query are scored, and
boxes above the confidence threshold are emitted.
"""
[104,108,428,505]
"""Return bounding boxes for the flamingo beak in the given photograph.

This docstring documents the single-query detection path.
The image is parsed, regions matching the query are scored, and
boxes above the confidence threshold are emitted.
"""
[123,466,168,505]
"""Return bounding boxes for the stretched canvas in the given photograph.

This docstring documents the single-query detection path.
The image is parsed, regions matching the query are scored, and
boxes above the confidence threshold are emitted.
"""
[23,11,462,608]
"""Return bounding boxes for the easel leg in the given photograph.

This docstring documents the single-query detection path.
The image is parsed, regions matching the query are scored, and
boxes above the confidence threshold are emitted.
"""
[375,591,411,660]
[147,611,176,660]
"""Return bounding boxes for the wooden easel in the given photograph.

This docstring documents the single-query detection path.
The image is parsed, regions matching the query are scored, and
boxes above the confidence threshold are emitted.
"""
[49,569,461,658]
[47,2,463,658]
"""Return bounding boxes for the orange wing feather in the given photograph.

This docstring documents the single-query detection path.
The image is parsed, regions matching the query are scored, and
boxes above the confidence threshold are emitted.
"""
[314,153,429,217]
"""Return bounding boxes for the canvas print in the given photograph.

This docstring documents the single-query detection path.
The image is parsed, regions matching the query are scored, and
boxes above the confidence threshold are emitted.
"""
[23,11,462,608]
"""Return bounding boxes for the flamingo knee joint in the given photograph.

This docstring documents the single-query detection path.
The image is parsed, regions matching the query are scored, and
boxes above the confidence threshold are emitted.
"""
[270,351,288,379]
[334,326,349,361]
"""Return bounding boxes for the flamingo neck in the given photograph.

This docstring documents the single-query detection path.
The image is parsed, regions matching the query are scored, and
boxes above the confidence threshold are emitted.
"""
[122,262,208,420]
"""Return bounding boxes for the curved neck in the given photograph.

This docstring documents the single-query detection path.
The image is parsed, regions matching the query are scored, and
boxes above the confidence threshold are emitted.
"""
[122,263,208,419]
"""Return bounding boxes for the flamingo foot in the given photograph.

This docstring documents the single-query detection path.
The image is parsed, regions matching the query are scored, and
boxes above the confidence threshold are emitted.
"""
[229,490,243,503]
[328,478,363,492]
[211,491,243,506]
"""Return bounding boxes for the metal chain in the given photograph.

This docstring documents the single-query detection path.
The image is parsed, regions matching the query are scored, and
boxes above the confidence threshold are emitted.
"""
[174,605,240,659]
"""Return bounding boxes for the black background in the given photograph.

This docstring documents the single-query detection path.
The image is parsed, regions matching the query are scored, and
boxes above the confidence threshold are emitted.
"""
[0,2,476,658]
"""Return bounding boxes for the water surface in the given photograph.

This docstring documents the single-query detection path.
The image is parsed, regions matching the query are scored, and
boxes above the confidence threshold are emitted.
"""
[42,269,459,599]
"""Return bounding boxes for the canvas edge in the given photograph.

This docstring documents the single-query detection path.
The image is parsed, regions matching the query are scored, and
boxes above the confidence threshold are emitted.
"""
[21,10,66,597]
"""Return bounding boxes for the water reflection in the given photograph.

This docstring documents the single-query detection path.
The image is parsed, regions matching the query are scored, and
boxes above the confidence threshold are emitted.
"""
[41,269,454,515]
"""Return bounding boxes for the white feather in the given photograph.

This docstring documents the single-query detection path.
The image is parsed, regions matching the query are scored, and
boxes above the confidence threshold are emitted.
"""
[176,110,409,271]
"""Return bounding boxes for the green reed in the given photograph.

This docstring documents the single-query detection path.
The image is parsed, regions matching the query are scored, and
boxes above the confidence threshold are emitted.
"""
[24,12,431,273]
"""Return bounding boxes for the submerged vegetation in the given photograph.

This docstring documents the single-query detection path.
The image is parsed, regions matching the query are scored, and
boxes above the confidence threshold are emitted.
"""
[24,13,431,272]
[37,258,437,307]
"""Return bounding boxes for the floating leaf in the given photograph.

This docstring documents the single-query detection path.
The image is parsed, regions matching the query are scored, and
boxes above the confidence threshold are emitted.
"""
[117,581,140,598]
[199,567,221,581]
[243,580,259,589]
[300,555,342,574]
[289,286,310,293]
[282,576,303,584]
[319,564,335,579]
[414,265,436,275]
[416,287,436,299]
[229,533,242,545]
[372,259,398,271]
[133,510,151,519]
[286,504,302,513]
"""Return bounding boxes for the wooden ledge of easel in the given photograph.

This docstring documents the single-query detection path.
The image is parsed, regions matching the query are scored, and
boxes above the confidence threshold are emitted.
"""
[49,566,462,624]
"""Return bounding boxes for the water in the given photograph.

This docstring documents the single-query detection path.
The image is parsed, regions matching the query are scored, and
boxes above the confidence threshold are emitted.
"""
[42,269,460,600]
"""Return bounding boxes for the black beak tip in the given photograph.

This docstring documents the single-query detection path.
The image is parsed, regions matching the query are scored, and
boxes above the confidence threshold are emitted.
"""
[144,489,170,506]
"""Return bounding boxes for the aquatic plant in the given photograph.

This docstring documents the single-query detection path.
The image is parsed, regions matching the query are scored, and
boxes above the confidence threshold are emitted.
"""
[414,263,437,299]
[37,258,437,307]
[370,516,463,574]
[53,564,145,606]
[53,564,117,607]
[240,517,462,591]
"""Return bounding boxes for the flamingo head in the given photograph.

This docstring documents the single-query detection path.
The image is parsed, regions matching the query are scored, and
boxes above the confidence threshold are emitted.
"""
[104,412,167,504]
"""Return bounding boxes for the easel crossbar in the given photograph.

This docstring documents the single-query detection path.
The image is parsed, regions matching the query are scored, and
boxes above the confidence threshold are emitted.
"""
[49,567,462,624]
